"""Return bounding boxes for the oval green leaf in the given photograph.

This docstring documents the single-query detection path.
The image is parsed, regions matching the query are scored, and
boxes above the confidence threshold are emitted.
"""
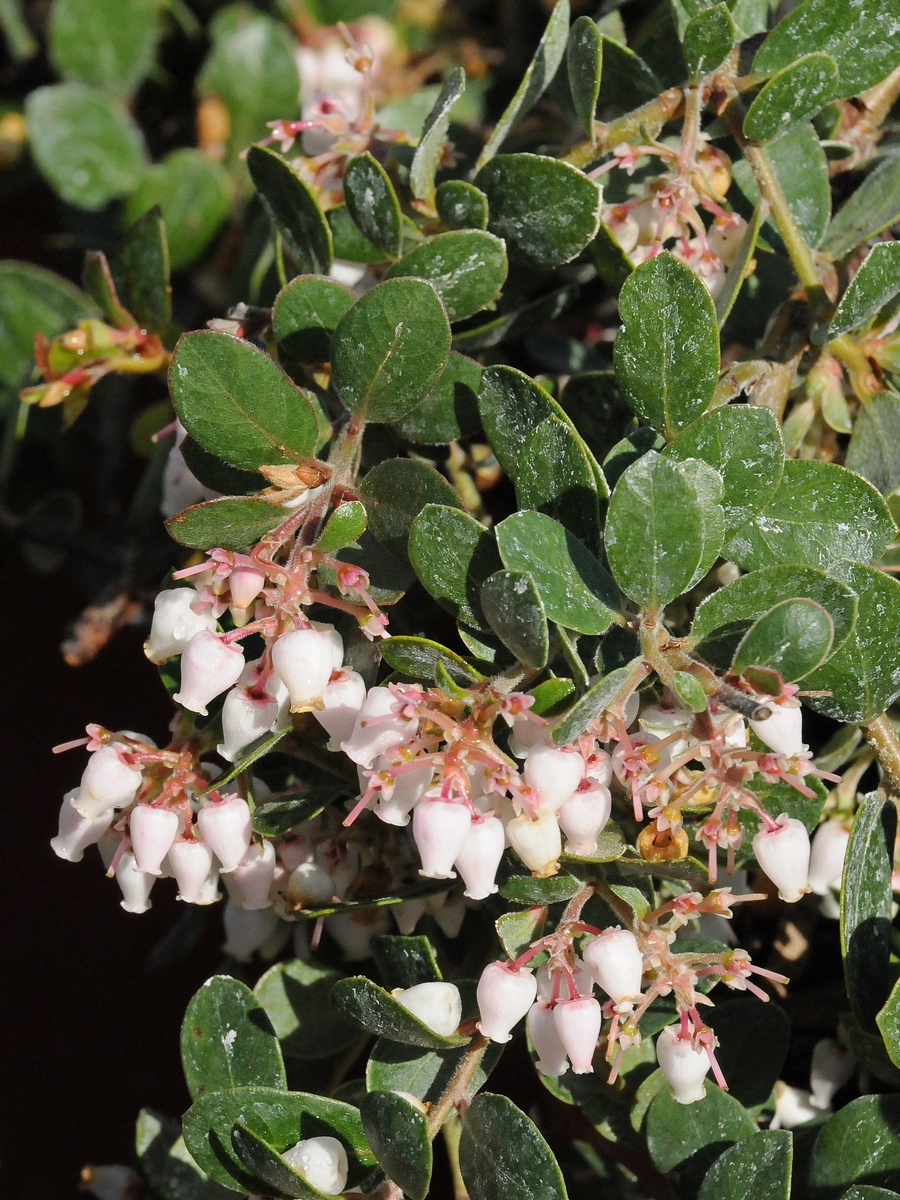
[408,504,502,630]
[459,1093,567,1200]
[385,230,507,322]
[567,16,603,137]
[744,53,838,142]
[697,1129,792,1200]
[246,145,333,276]
[361,1092,432,1200]
[166,497,285,551]
[481,569,549,669]
[0,261,98,389]
[380,636,483,684]
[273,274,355,362]
[822,156,900,258]
[49,0,160,98]
[359,457,462,566]
[683,3,735,82]
[829,243,900,339]
[436,180,489,231]
[255,959,360,1061]
[331,976,467,1049]
[343,152,403,259]
[808,1095,900,1196]
[410,68,466,205]
[732,597,834,680]
[393,351,482,444]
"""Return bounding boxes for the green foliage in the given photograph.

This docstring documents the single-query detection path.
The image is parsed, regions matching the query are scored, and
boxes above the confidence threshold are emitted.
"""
[459,1094,568,1200]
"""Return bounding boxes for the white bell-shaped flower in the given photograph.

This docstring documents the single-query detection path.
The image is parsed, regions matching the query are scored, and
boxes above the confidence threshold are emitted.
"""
[272,626,339,713]
[582,927,643,1008]
[412,800,472,879]
[374,762,433,826]
[810,1038,855,1110]
[558,783,612,856]
[507,714,551,759]
[222,900,279,961]
[115,850,155,913]
[311,621,345,669]
[585,748,613,787]
[228,563,267,611]
[808,819,850,896]
[167,838,215,903]
[195,862,222,906]
[342,687,416,768]
[129,804,180,876]
[217,677,286,762]
[231,839,277,909]
[160,431,218,518]
[454,816,506,899]
[536,958,593,1003]
[752,814,811,902]
[553,995,603,1074]
[524,743,585,813]
[431,891,466,940]
[144,587,216,664]
[527,1001,570,1076]
[79,1164,141,1200]
[656,1025,711,1104]
[173,630,245,715]
[51,790,114,861]
[770,1081,821,1128]
[327,910,390,960]
[506,811,562,876]
[197,795,252,872]
[282,1136,348,1197]
[286,861,335,908]
[75,745,143,816]
[476,961,538,1043]
[391,896,428,936]
[394,982,462,1037]
[314,670,367,750]
[750,700,806,757]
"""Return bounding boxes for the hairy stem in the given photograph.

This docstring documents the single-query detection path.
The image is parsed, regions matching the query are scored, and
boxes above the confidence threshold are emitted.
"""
[861,714,900,796]
[564,88,684,169]
[426,1033,489,1136]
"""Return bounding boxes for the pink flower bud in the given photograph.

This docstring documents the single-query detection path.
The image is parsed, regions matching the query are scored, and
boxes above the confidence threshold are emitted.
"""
[129,804,180,876]
[394,981,462,1037]
[656,1025,711,1104]
[314,670,367,750]
[750,700,806,757]
[506,811,562,877]
[375,762,434,826]
[413,799,472,878]
[808,819,850,896]
[167,838,215,903]
[51,790,113,861]
[341,687,416,768]
[282,1136,348,1196]
[553,995,603,1074]
[144,587,216,664]
[524,743,585,812]
[173,631,245,715]
[476,962,538,1043]
[810,1038,855,1110]
[231,839,277,909]
[454,815,506,899]
[197,795,252,872]
[115,850,155,913]
[76,745,143,816]
[223,901,280,961]
[752,814,811,902]
[228,564,267,611]
[558,783,612,856]
[582,927,643,1008]
[527,1001,570,1076]
[271,626,338,713]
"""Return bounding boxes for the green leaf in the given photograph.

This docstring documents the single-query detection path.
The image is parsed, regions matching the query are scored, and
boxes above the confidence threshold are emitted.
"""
[517,416,604,550]
[732,598,834,680]
[230,1124,334,1200]
[598,35,662,110]
[327,204,389,263]
[840,791,897,1031]
[459,1093,567,1200]
[84,251,134,328]
[317,500,368,554]
[124,148,232,272]
[255,959,360,1061]
[112,208,171,332]
[496,907,547,960]
[436,180,489,231]
[331,976,467,1048]
[272,275,355,363]
[180,975,286,1102]
[753,0,900,100]
[673,670,708,712]
[360,457,462,565]
[410,68,466,205]
[830,244,900,338]
[663,404,784,537]
[499,872,583,905]
[393,352,482,444]
[839,1188,900,1200]
[726,460,895,572]
[733,122,831,248]
[715,204,764,326]
[379,636,482,684]
[697,1130,792,1200]
[409,504,502,629]
[495,510,620,635]
[343,152,403,259]
[567,16,603,137]
[251,790,337,838]
[331,278,451,421]
[136,1109,234,1200]
[551,665,636,746]
[822,157,900,258]
[682,3,736,82]
[385,230,507,323]
[476,0,571,168]
[360,1092,432,1200]
[847,393,900,495]
[371,934,442,990]
[0,261,98,390]
[481,570,549,669]
[49,0,160,98]
[169,330,320,470]
[744,53,838,142]
[706,997,791,1108]
[166,497,284,551]
[180,438,264,497]
[614,253,720,439]
[25,83,148,210]
[877,973,900,1072]
[475,155,602,266]
[605,452,720,608]
[646,1083,756,1197]
[808,1095,900,1197]
[247,145,333,276]
[530,678,577,716]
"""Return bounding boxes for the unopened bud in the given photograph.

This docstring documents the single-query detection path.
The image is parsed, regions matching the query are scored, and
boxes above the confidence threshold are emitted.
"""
[656,1025,711,1104]
[228,563,267,611]
[752,814,811,902]
[527,1001,570,1076]
[454,815,505,899]
[282,1136,348,1196]
[144,588,216,664]
[808,819,850,896]
[286,860,335,908]
[582,927,643,1008]
[197,795,252,872]
[770,1081,821,1128]
[394,981,462,1037]
[553,995,603,1074]
[476,962,537,1043]
[412,800,472,879]
[129,804,180,875]
[173,630,245,715]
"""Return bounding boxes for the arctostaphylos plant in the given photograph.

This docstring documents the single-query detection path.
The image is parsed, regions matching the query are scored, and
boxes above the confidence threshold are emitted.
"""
[8,0,900,1195]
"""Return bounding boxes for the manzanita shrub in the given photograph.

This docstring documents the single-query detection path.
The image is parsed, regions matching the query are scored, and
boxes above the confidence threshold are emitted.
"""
[8,0,900,1195]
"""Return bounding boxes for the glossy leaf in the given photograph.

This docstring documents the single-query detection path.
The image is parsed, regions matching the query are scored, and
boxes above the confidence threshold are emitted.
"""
[481,570,549,669]
[551,665,637,746]
[808,1095,900,1197]
[567,16,603,137]
[614,253,720,438]
[385,230,507,322]
[169,331,320,471]
[343,153,403,259]
[646,1083,756,1196]
[732,598,834,680]
[327,204,389,263]
[597,36,661,110]
[371,935,442,990]
[317,501,367,554]
[255,959,360,1061]
[273,275,355,362]
[877,971,900,1072]
[683,4,735,82]
[822,156,900,258]
[410,68,466,204]
[380,636,482,684]
[436,180,489,231]
[744,53,838,142]
[831,243,900,339]
[180,976,286,1102]
[166,497,284,551]
[0,262,97,389]
[180,438,263,497]
[475,155,602,266]
[360,458,462,569]
[247,145,333,276]
[847,394,900,496]
[733,122,830,248]
[476,0,571,168]
[26,83,148,210]
[697,1130,792,1200]
[706,996,791,1108]
[135,1108,234,1200]
[49,0,160,98]
[361,1092,432,1200]
[517,415,604,550]
[496,907,547,960]
[111,209,170,333]
[393,352,482,444]
[231,1124,333,1200]
[499,872,583,905]
[409,504,502,629]
[495,510,620,635]
[331,278,451,421]
[715,204,764,326]
[251,790,338,838]
[459,1093,567,1200]
[331,976,467,1048]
